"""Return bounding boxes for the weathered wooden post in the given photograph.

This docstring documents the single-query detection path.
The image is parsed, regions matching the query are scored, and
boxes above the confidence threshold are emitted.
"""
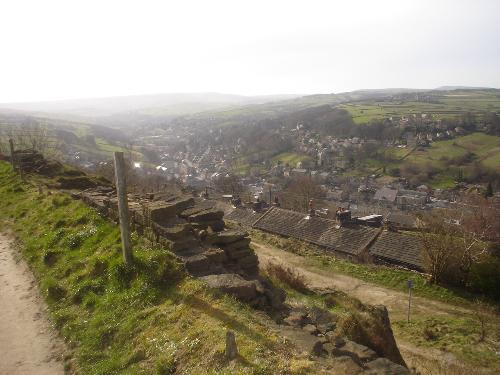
[9,139,15,170]
[113,151,133,265]
[407,279,413,323]
[225,331,238,360]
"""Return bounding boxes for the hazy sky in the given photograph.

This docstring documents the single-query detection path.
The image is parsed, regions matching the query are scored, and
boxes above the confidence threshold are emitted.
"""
[1,0,499,102]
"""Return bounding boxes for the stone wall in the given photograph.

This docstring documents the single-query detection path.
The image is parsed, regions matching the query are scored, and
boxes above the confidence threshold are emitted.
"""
[74,187,283,309]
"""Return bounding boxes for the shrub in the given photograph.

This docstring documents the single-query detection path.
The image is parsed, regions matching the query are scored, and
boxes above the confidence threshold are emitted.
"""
[265,262,309,293]
[423,325,437,341]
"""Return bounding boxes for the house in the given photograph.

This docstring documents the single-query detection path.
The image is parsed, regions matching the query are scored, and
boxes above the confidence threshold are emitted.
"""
[290,168,308,178]
[227,206,424,271]
[373,187,398,204]
[369,231,423,271]
[252,207,380,261]
[385,213,418,231]
[396,189,428,208]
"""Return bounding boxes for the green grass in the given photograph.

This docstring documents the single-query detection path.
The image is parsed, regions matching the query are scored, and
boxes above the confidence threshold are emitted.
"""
[393,316,500,371]
[0,163,305,374]
[271,152,312,167]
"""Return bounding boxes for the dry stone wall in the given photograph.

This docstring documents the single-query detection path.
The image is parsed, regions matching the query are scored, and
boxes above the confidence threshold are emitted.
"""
[74,187,283,309]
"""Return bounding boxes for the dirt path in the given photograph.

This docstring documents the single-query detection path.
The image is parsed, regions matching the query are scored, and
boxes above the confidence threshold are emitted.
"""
[253,241,470,320]
[0,232,65,375]
[252,241,477,373]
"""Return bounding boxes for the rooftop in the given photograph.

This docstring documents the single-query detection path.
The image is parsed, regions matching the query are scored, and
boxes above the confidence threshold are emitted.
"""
[252,207,379,256]
[225,207,266,227]
[369,231,423,270]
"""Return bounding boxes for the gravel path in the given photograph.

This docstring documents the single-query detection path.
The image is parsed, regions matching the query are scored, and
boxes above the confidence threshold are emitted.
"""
[0,232,65,375]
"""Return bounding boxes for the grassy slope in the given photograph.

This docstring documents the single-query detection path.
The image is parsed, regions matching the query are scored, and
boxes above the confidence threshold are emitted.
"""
[0,162,309,375]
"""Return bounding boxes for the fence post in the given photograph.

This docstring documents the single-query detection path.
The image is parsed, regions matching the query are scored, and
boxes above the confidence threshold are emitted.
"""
[225,331,238,360]
[113,151,133,265]
[9,139,15,170]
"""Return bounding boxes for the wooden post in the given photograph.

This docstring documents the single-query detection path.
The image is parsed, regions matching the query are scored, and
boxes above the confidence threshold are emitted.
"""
[8,139,15,170]
[407,279,413,323]
[225,331,238,360]
[113,152,133,265]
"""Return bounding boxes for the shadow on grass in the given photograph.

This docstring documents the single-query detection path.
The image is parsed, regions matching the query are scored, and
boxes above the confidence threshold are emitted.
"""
[182,294,276,350]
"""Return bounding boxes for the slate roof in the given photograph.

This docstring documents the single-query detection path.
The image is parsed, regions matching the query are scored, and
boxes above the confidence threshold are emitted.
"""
[252,207,379,256]
[225,208,266,227]
[369,231,423,270]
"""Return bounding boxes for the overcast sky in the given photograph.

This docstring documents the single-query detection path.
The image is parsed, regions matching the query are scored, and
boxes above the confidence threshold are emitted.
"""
[1,0,499,102]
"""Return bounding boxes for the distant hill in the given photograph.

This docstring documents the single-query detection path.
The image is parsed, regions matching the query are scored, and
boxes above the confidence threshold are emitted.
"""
[434,85,495,91]
[0,92,301,119]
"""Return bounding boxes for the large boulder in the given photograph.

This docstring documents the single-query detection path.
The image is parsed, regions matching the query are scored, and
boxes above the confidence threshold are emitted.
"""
[223,238,251,252]
[332,339,378,364]
[191,219,225,232]
[144,197,194,223]
[211,230,248,245]
[364,358,410,374]
[183,254,211,276]
[186,208,224,222]
[57,176,97,189]
[155,223,192,240]
[200,274,257,301]
[336,304,406,367]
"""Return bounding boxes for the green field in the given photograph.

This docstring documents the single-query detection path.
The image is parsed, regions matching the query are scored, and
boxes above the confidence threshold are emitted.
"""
[401,133,500,170]
[271,152,312,167]
[375,133,500,188]
[341,90,500,124]
[231,151,311,176]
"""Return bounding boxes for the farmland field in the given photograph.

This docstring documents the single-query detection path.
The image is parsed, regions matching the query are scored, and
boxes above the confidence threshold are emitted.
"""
[373,133,500,188]
[341,90,500,124]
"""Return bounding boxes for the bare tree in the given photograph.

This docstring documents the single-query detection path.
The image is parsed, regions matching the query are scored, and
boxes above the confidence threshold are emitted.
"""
[474,299,495,342]
[284,176,324,212]
[417,212,457,284]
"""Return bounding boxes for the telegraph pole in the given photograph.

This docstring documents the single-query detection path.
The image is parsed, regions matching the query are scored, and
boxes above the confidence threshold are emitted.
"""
[114,152,133,265]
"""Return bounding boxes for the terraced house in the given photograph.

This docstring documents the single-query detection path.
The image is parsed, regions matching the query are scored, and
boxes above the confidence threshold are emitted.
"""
[226,206,424,271]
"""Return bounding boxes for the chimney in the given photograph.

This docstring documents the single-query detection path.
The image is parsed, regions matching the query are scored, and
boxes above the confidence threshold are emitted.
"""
[309,199,315,216]
[336,207,351,225]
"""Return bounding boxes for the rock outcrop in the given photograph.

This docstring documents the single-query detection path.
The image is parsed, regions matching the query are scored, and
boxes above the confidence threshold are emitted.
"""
[280,304,410,374]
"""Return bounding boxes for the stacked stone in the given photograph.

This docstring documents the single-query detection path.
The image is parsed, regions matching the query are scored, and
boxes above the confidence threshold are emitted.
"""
[14,150,62,175]
[73,187,286,310]
[209,230,259,276]
[77,187,114,216]
[179,205,225,232]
